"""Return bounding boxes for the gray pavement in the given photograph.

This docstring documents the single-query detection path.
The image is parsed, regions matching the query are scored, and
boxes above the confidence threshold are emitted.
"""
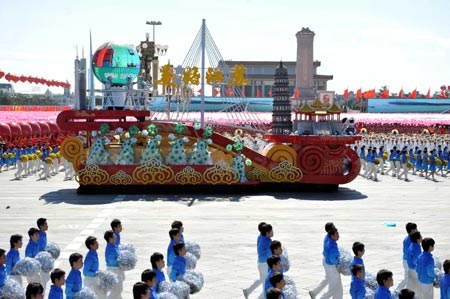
[1,168,449,299]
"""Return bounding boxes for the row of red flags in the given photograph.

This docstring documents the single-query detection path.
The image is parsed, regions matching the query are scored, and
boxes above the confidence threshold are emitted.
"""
[0,69,70,88]
[344,87,448,101]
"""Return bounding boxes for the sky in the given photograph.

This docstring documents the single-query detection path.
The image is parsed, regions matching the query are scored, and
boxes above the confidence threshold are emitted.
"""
[1,0,450,95]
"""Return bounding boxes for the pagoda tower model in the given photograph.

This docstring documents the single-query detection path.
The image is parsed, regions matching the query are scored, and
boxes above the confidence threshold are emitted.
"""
[272,61,292,134]
[295,27,315,100]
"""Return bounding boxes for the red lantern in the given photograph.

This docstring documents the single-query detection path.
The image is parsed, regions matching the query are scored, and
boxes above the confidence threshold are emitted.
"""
[47,122,60,135]
[38,121,50,136]
[8,122,23,139]
[5,73,11,81]
[18,122,32,138]
[0,71,5,79]
[19,75,27,82]
[0,122,12,142]
[29,122,41,138]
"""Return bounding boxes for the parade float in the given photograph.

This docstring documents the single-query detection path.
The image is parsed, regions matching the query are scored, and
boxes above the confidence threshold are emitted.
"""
[56,21,361,194]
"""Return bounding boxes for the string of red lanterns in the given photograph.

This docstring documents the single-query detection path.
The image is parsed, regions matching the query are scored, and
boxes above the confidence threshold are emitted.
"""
[0,69,70,88]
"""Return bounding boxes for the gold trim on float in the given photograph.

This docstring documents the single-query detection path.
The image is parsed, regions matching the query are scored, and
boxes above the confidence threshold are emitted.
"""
[174,166,203,185]
[268,160,303,182]
[110,170,133,185]
[203,160,239,185]
[132,159,174,184]
[76,164,110,185]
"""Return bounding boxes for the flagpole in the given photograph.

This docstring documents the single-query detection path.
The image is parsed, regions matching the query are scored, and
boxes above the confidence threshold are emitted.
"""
[200,19,206,129]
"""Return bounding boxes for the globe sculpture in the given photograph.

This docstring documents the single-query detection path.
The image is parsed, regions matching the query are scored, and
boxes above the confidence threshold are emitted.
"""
[92,42,140,86]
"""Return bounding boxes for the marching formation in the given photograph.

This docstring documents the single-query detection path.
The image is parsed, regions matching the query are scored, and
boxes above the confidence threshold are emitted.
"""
[355,131,450,183]
[0,219,203,299]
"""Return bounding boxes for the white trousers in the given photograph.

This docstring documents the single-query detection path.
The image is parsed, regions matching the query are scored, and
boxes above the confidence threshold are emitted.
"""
[406,269,418,293]
[107,267,124,299]
[418,282,433,299]
[85,276,107,299]
[311,260,343,299]
[395,260,409,291]
[244,262,267,299]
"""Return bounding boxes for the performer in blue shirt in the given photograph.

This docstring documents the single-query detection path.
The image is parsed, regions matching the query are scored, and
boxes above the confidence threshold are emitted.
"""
[0,249,6,292]
[104,230,124,299]
[350,242,365,281]
[166,228,181,277]
[110,219,122,246]
[65,253,83,299]
[84,236,105,299]
[441,260,450,299]
[406,231,422,293]
[416,238,435,299]
[375,269,393,299]
[6,234,22,285]
[350,264,366,299]
[170,243,186,282]
[150,252,166,292]
[48,268,65,299]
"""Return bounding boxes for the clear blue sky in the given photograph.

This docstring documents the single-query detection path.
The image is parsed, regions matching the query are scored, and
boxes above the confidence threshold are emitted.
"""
[1,0,450,94]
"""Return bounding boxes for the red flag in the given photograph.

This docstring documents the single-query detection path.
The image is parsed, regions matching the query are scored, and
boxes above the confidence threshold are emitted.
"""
[293,88,299,99]
[214,88,220,96]
[425,88,430,99]
[379,89,389,98]
[408,89,417,99]
[256,88,261,98]
[343,88,349,99]
[399,88,403,98]
[356,88,361,101]
[439,90,447,99]
[268,89,272,97]
[441,85,446,91]
[197,88,202,93]
[226,87,234,97]
[241,88,246,98]
[0,71,4,79]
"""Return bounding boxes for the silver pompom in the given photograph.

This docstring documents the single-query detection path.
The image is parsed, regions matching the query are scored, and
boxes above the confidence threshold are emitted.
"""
[44,242,61,259]
[12,257,41,277]
[280,246,290,272]
[435,257,442,270]
[434,269,444,288]
[364,272,378,290]
[117,250,137,271]
[283,275,297,299]
[185,252,197,270]
[158,281,190,299]
[118,243,135,254]
[179,270,204,294]
[337,247,352,276]
[366,288,375,299]
[74,287,96,299]
[97,269,119,291]
[1,279,25,299]
[391,288,400,299]
[157,292,178,299]
[185,241,201,260]
[35,251,55,273]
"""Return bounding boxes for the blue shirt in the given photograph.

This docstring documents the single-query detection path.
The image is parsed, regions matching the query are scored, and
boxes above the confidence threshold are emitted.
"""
[264,269,275,299]
[25,240,39,258]
[6,248,20,275]
[323,239,339,265]
[440,274,450,299]
[114,232,121,246]
[153,268,165,292]
[257,236,272,263]
[65,268,82,299]
[416,252,435,284]
[407,242,422,269]
[105,243,119,267]
[350,277,366,299]
[402,235,411,260]
[169,256,186,282]
[83,250,99,277]
[37,231,47,252]
[167,240,177,267]
[375,285,391,299]
[350,257,365,281]
[0,265,6,288]
[48,285,64,299]
[149,287,158,299]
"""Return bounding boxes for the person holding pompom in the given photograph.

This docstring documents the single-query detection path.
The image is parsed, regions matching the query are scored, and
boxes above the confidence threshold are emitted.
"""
[104,230,124,299]
[416,238,436,299]
[36,218,50,289]
[243,222,273,299]
[309,227,342,299]
[440,260,450,299]
[110,219,122,247]
[406,231,422,293]
[166,228,181,277]
[141,269,158,299]
[375,269,393,299]
[150,252,166,292]
[133,282,150,299]
[25,228,41,284]
[6,234,23,285]
[0,248,6,292]
[269,273,285,298]
[397,223,418,292]
[350,242,365,281]
[171,221,185,243]
[170,243,186,282]
[350,264,365,299]
[65,253,83,299]
[266,288,283,299]
[83,236,105,298]
[25,282,44,299]
[264,256,282,298]
[48,268,65,299]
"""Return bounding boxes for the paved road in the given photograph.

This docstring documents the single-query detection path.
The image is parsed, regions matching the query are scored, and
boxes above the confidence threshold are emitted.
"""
[1,169,449,299]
